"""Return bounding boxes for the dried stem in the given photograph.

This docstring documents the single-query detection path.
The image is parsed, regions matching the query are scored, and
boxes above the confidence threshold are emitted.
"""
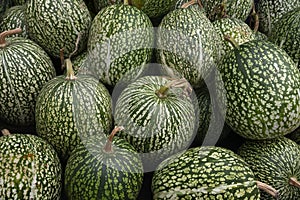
[69,33,81,59]
[0,28,22,47]
[104,126,125,153]
[289,177,300,189]
[65,59,77,80]
[224,35,240,49]
[1,129,11,136]
[256,181,279,199]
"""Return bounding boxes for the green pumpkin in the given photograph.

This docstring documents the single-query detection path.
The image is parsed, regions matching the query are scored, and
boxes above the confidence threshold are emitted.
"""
[86,3,154,87]
[238,137,300,199]
[152,146,278,199]
[217,39,300,140]
[25,0,92,57]
[35,59,112,163]
[0,129,62,199]
[157,5,221,88]
[0,29,56,126]
[64,127,143,199]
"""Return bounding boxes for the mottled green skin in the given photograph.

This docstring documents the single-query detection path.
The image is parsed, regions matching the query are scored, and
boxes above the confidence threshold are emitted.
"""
[114,76,197,164]
[35,74,112,163]
[25,0,91,57]
[70,51,88,75]
[270,7,300,69]
[0,133,62,199]
[87,4,153,87]
[152,146,260,199]
[0,5,28,38]
[93,0,122,13]
[65,134,143,200]
[213,17,255,59]
[238,137,300,199]
[157,6,222,88]
[257,0,300,36]
[217,40,300,140]
[254,31,268,41]
[0,37,56,126]
[131,0,179,19]
[201,0,253,21]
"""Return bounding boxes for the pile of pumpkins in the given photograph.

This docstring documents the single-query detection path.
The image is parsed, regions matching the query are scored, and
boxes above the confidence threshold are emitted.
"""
[0,0,300,199]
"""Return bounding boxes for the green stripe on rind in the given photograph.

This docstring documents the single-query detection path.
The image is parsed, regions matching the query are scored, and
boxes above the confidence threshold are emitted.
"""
[87,4,153,86]
[114,76,197,161]
[217,40,300,140]
[0,134,62,199]
[35,74,112,163]
[0,37,55,126]
[152,146,260,199]
[25,0,91,57]
[238,137,300,200]
[0,5,28,38]
[157,6,222,88]
[64,135,143,200]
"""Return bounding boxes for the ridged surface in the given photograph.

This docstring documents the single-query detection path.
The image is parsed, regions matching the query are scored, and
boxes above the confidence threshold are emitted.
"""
[25,0,91,57]
[35,74,112,163]
[0,134,62,199]
[152,146,260,199]
[0,37,55,126]
[238,137,300,199]
[217,40,300,140]
[65,134,143,200]
[114,76,197,163]
[157,6,221,88]
[270,7,300,69]
[0,5,27,38]
[87,4,153,86]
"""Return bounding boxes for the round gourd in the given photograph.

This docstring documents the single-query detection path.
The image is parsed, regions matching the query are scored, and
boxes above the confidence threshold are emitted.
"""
[114,75,198,171]
[238,137,300,199]
[25,0,91,57]
[269,7,300,69]
[0,28,56,126]
[35,59,113,163]
[152,146,278,199]
[217,39,300,140]
[86,3,154,87]
[0,5,27,38]
[0,129,62,199]
[156,4,221,88]
[64,126,143,199]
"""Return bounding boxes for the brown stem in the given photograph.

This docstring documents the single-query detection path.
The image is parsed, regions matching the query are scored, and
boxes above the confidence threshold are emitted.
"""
[69,33,81,59]
[181,0,202,9]
[0,28,22,48]
[224,35,240,49]
[251,1,259,32]
[1,129,11,136]
[104,126,125,153]
[65,59,77,80]
[256,181,279,199]
[289,177,300,189]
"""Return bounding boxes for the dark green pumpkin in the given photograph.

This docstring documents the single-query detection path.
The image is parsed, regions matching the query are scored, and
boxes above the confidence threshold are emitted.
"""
[25,0,92,57]
[0,29,56,126]
[35,59,113,163]
[152,146,273,199]
[64,127,143,200]
[0,130,62,199]
[217,39,300,140]
[86,3,154,87]
[238,137,300,199]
